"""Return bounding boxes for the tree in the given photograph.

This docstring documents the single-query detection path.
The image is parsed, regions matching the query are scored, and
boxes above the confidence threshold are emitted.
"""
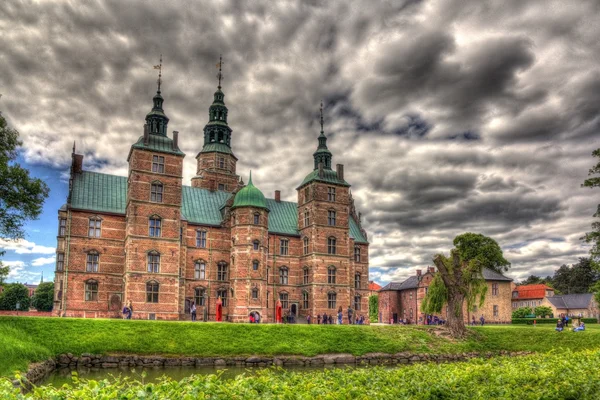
[534,305,553,318]
[421,233,510,338]
[519,275,543,285]
[0,113,49,241]
[0,262,8,285]
[552,258,599,294]
[582,148,600,263]
[369,295,378,323]
[512,307,533,318]
[31,282,54,312]
[0,283,30,311]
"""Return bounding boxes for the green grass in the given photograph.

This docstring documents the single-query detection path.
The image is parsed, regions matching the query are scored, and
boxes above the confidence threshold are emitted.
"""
[1,317,599,377]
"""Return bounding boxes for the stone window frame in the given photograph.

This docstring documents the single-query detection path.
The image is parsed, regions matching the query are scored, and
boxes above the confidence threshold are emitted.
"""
[216,287,228,307]
[327,266,336,284]
[279,266,289,285]
[304,209,310,226]
[86,250,99,273]
[303,237,309,255]
[58,218,67,236]
[279,291,289,309]
[150,181,164,203]
[84,279,98,301]
[354,273,361,289]
[328,187,336,202]
[194,259,206,280]
[254,212,260,225]
[327,209,336,226]
[152,155,165,173]
[194,286,206,306]
[253,240,260,251]
[493,304,499,317]
[196,230,207,248]
[354,246,361,262]
[492,283,499,296]
[354,294,361,311]
[147,250,160,273]
[146,280,159,303]
[56,252,65,272]
[303,266,309,285]
[88,216,102,238]
[149,215,162,237]
[218,183,225,191]
[217,261,228,281]
[218,156,225,169]
[327,237,337,255]
[252,260,259,271]
[302,290,309,309]
[279,239,289,256]
[327,291,337,309]
[251,287,259,300]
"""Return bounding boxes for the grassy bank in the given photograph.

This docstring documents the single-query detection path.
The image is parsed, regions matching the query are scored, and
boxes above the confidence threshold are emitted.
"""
[3,350,600,399]
[1,317,600,377]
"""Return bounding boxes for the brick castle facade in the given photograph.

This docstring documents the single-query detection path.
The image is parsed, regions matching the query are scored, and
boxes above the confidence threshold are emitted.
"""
[53,69,370,322]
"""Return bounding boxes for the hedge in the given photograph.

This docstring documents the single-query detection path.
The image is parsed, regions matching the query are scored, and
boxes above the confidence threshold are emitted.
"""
[512,318,598,325]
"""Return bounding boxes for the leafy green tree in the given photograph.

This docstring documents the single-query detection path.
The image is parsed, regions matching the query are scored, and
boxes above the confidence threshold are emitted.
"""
[0,262,8,285]
[421,233,510,338]
[0,283,30,311]
[552,258,598,294]
[582,148,600,263]
[0,113,49,241]
[512,307,533,318]
[534,305,553,318]
[31,282,54,311]
[369,295,378,323]
[520,275,543,285]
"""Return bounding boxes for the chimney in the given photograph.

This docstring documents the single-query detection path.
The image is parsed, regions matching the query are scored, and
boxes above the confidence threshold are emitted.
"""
[73,154,83,174]
[428,267,435,274]
[318,162,324,178]
[416,269,422,277]
[143,124,149,145]
[336,164,344,180]
[172,131,179,150]
[275,190,281,202]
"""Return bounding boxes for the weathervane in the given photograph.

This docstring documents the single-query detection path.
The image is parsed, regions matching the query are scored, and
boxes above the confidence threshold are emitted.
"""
[216,54,223,89]
[320,100,324,133]
[153,54,163,93]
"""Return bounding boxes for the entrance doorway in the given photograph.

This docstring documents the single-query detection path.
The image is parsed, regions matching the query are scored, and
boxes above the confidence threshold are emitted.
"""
[393,313,398,324]
[290,303,298,323]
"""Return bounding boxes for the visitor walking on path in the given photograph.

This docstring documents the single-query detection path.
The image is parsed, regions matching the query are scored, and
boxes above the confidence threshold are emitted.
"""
[329,314,333,324]
[479,315,485,326]
[307,314,311,324]
[337,307,343,325]
[471,316,476,326]
[317,314,321,324]
[191,302,197,322]
[347,306,353,325]
[127,300,133,319]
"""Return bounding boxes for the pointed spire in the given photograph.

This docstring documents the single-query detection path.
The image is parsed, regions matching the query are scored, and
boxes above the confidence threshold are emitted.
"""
[320,100,324,134]
[217,54,223,90]
[145,55,169,136]
[154,54,163,94]
[313,100,332,170]
[40,272,43,284]
[248,170,253,186]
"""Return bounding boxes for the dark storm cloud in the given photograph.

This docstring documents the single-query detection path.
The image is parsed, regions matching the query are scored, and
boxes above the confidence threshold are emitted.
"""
[1,0,598,284]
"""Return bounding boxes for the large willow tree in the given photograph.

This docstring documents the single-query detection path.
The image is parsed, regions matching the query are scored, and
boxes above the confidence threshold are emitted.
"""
[421,233,510,338]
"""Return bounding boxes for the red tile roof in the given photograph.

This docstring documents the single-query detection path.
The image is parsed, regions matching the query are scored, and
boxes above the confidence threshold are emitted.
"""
[514,284,554,300]
[369,281,382,291]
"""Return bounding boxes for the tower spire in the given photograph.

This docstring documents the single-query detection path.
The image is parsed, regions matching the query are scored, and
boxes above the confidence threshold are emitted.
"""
[248,170,253,185]
[216,54,223,90]
[154,54,163,93]
[313,100,332,170]
[320,100,324,134]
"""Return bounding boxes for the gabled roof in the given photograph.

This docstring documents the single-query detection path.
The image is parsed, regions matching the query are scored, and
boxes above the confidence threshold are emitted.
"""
[514,284,553,300]
[369,281,382,291]
[298,169,350,188]
[129,134,185,158]
[546,293,594,309]
[482,268,513,282]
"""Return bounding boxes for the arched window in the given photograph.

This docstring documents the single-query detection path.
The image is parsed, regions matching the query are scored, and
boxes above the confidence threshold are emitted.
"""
[251,287,259,300]
[253,240,260,251]
[86,251,99,272]
[302,291,309,309]
[194,260,206,280]
[328,292,337,309]
[328,210,336,226]
[328,266,336,284]
[304,209,310,226]
[279,292,289,309]
[149,216,162,237]
[88,217,102,237]
[217,262,228,281]
[354,246,361,262]
[85,280,98,301]
[150,182,163,203]
[147,251,160,273]
[194,287,206,306]
[254,213,260,225]
[328,237,337,255]
[279,267,289,285]
[303,237,309,255]
[217,288,228,306]
[303,267,309,285]
[252,260,259,271]
[354,273,361,289]
[354,294,361,311]
[146,281,159,303]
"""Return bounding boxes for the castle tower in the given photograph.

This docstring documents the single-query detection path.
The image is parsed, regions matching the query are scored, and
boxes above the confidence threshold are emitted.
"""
[191,56,240,192]
[229,172,270,322]
[124,59,185,319]
[297,102,352,318]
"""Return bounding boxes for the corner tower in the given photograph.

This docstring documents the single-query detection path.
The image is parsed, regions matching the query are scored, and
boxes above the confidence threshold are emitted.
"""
[191,56,240,192]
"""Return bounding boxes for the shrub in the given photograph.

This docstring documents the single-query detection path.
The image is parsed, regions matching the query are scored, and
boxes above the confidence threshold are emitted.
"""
[31,282,53,312]
[534,305,553,318]
[511,307,532,318]
[582,318,598,324]
[369,295,378,323]
[512,318,559,325]
[0,284,30,311]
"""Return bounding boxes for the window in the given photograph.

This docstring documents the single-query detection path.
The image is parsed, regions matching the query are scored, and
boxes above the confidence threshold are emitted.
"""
[328,210,336,226]
[88,218,101,237]
[493,305,499,317]
[56,253,65,271]
[150,182,163,202]
[279,267,289,285]
[303,292,309,309]
[304,187,310,203]
[303,237,309,255]
[304,209,310,226]
[279,292,289,309]
[217,262,228,281]
[218,183,225,191]
[86,252,99,272]
[195,287,206,306]
[328,187,336,202]
[196,231,207,248]
[512,291,518,298]
[328,266,336,284]
[217,288,228,307]
[354,273,361,289]
[149,216,161,237]
[492,283,498,296]
[85,280,98,301]
[254,213,260,225]
[146,281,159,303]
[327,237,336,255]
[152,155,165,173]
[354,295,361,311]
[252,260,259,271]
[194,261,206,280]
[303,267,309,284]
[409,292,413,301]
[218,157,225,169]
[354,247,361,262]
[328,292,337,309]
[253,240,260,251]
[252,288,259,300]
[147,251,160,273]
[266,291,270,308]
[280,239,289,256]
[58,218,67,236]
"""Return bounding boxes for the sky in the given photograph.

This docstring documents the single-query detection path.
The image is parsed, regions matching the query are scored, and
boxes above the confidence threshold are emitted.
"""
[0,0,599,286]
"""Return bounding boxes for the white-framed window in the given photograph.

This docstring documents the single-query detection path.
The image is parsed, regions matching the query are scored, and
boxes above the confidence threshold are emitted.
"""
[328,292,336,309]
[354,246,361,262]
[492,283,499,296]
[194,261,206,280]
[328,237,336,255]
[88,218,101,238]
[195,287,206,306]
[252,288,259,300]
[150,182,163,202]
[152,155,165,173]
[56,253,65,271]
[218,157,225,169]
[217,262,228,281]
[354,295,361,311]
[280,239,289,256]
[328,210,336,226]
[58,218,67,236]
[254,213,260,225]
[279,292,289,309]
[146,281,159,303]
[303,291,309,309]
[279,267,289,285]
[149,216,161,237]
[328,187,336,202]
[147,251,160,273]
[328,266,336,284]
[303,267,309,284]
[85,280,98,301]
[354,273,361,289]
[86,252,99,272]
[304,209,310,226]
[493,305,499,317]
[303,237,309,255]
[217,288,228,306]
[196,231,207,248]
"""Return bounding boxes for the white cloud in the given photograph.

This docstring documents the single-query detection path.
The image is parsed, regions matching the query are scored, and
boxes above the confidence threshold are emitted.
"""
[2,261,41,283]
[0,239,56,255]
[31,256,56,267]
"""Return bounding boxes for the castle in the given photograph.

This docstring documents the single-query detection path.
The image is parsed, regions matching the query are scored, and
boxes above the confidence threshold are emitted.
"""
[53,64,370,322]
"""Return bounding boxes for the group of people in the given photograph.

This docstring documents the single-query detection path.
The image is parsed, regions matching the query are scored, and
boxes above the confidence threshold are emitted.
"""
[470,315,486,326]
[306,306,366,325]
[556,315,585,332]
[248,311,261,323]
[121,300,133,319]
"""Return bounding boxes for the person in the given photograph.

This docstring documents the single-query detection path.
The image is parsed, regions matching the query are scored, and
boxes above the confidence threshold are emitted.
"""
[191,302,197,322]
[249,313,254,323]
[565,315,569,327]
[533,319,536,327]
[556,319,563,332]
[329,314,333,324]
[573,322,585,332]
[127,300,133,320]
[255,313,261,324]
[347,306,353,325]
[122,305,129,319]
[480,315,485,326]
[307,314,311,324]
[317,314,321,324]
[471,315,476,326]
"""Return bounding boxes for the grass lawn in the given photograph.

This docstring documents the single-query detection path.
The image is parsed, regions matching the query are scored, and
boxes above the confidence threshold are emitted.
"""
[1,316,599,377]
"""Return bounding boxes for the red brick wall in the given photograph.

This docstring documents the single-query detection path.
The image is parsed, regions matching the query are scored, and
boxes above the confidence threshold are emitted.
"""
[191,152,240,192]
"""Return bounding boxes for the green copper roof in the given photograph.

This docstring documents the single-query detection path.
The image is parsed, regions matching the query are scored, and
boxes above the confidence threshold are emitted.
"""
[69,171,367,242]
[298,169,350,188]
[130,134,185,157]
[199,142,234,155]
[232,174,268,210]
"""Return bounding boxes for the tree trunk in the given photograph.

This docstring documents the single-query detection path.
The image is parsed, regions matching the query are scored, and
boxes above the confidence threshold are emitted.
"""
[446,289,467,338]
